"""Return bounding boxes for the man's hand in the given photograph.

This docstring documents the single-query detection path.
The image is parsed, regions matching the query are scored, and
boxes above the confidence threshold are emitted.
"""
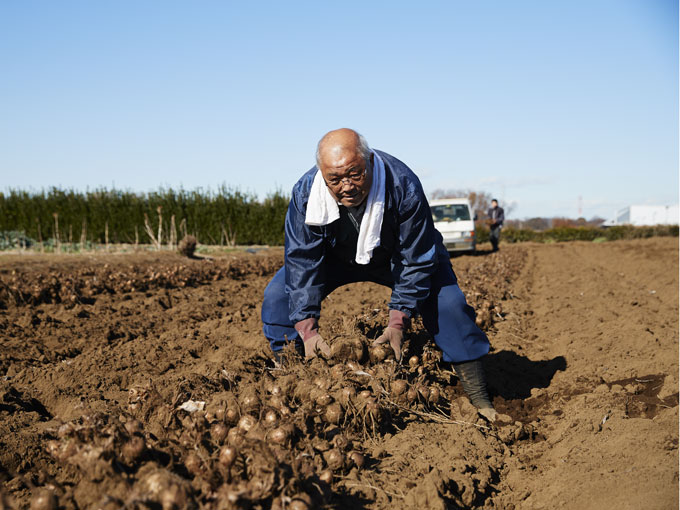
[302,333,331,358]
[372,309,410,362]
[372,327,404,362]
[295,318,330,358]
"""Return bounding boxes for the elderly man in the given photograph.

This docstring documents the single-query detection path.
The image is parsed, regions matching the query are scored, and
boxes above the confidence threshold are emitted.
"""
[261,129,496,420]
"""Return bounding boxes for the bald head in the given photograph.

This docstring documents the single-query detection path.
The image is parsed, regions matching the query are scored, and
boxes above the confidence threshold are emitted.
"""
[316,128,371,170]
[315,128,373,207]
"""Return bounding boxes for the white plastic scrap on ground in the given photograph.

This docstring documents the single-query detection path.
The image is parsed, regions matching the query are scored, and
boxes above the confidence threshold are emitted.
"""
[178,400,205,413]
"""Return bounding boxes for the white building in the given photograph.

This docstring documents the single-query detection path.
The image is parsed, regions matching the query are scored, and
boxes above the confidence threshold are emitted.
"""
[610,205,679,226]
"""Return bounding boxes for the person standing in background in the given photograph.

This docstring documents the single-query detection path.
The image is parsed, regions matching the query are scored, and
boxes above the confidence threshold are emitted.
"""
[487,199,505,252]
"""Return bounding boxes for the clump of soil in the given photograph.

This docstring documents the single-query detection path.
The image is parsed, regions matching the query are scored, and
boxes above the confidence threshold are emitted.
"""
[178,235,198,258]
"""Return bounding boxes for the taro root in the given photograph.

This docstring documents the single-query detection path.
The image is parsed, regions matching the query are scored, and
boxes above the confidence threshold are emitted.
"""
[391,379,408,397]
[184,452,204,477]
[240,391,260,414]
[269,395,290,416]
[208,400,227,422]
[323,448,345,471]
[417,384,430,400]
[227,427,245,446]
[358,390,372,401]
[210,422,229,443]
[294,381,317,402]
[319,469,333,484]
[218,445,238,467]
[349,451,366,469]
[428,386,441,404]
[30,489,57,510]
[46,439,78,462]
[309,386,333,406]
[408,356,420,368]
[312,438,331,452]
[122,436,146,463]
[345,360,361,372]
[324,402,343,425]
[338,386,356,406]
[369,344,390,363]
[237,415,257,434]
[160,484,189,510]
[313,376,329,390]
[330,337,366,362]
[289,493,313,510]
[315,392,334,407]
[224,406,240,425]
[57,422,76,439]
[45,440,60,458]
[263,408,279,428]
[365,399,382,421]
[265,382,283,396]
[269,424,294,446]
[332,434,352,451]
[277,403,292,419]
[406,387,418,404]
[137,467,189,510]
[330,363,349,379]
[124,419,143,436]
[246,424,266,442]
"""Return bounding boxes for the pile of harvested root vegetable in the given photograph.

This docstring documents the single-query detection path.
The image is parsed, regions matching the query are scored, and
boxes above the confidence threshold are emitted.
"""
[16,250,525,509]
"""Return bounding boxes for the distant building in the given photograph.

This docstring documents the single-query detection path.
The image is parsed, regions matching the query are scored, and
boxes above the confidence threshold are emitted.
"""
[607,205,679,226]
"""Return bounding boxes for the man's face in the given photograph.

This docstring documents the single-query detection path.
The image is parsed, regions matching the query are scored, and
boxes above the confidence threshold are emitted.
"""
[492,200,498,208]
[320,151,373,207]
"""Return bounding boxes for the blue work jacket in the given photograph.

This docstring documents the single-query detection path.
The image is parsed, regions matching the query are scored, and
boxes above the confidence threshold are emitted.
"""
[284,150,449,324]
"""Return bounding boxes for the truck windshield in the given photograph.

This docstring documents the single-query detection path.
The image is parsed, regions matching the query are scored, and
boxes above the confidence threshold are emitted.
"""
[431,204,471,222]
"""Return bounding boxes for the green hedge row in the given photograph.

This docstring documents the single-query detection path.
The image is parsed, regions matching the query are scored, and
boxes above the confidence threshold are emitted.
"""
[475,225,679,244]
[1,186,677,251]
[0,187,289,247]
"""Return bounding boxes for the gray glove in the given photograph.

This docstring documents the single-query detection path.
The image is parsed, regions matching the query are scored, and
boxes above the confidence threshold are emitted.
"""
[302,333,331,358]
[295,317,330,358]
[372,327,404,362]
[372,309,410,362]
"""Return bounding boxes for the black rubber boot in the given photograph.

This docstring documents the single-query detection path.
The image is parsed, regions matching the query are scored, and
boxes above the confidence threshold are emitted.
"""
[453,358,496,420]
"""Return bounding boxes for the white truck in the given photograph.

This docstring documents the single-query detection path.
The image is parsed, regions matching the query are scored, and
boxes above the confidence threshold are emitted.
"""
[430,198,477,254]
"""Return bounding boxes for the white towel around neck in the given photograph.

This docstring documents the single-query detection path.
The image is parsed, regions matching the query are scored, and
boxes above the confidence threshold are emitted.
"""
[305,150,386,264]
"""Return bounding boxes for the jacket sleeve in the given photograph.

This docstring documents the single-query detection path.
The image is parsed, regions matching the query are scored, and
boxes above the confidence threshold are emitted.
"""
[284,185,326,324]
[389,180,439,316]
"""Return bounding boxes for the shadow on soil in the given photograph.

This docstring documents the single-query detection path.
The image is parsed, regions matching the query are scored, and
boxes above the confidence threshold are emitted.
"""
[485,350,567,400]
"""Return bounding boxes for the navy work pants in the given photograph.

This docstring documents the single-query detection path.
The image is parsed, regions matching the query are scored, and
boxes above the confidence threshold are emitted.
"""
[261,259,490,363]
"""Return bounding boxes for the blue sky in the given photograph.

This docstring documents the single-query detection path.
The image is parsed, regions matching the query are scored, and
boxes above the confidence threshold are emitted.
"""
[1,0,677,219]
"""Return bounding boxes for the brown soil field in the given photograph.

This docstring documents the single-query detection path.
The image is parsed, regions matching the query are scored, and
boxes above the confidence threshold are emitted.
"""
[0,237,677,510]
